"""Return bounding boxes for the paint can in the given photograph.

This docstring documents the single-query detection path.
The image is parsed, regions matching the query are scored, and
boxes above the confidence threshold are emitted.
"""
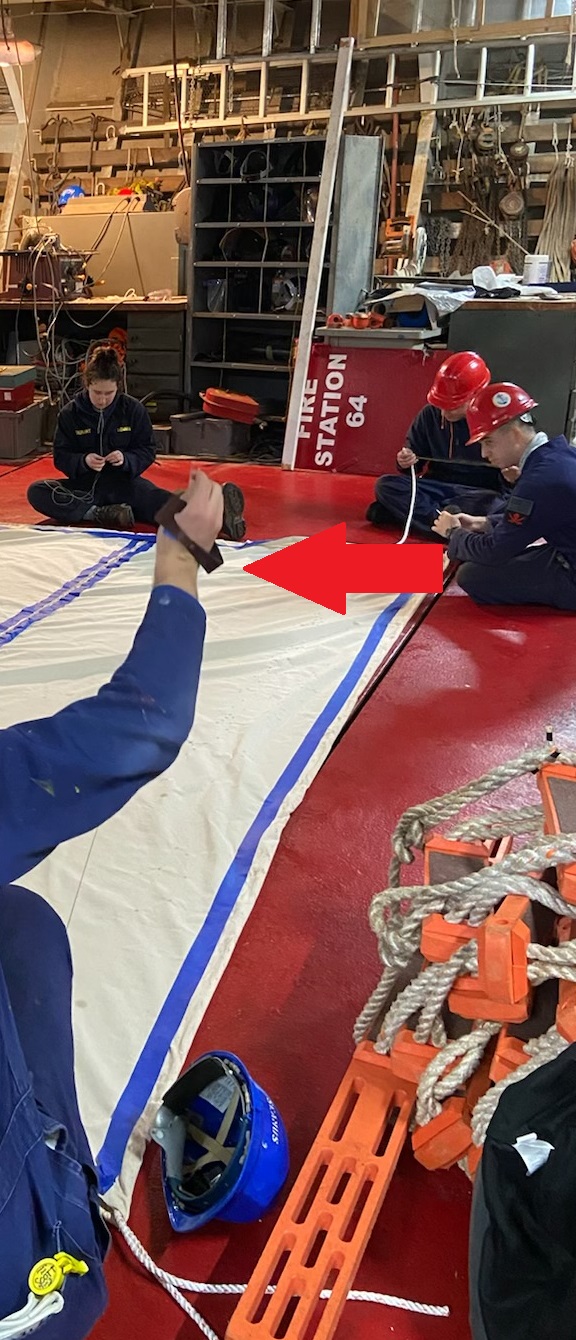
[523,254,550,284]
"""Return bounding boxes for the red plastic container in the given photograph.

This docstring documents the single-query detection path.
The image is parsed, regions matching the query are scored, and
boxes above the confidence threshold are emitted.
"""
[201,388,259,425]
[0,365,36,411]
[0,383,35,411]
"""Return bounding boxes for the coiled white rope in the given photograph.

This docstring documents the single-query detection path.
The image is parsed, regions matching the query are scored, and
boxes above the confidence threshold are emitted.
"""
[109,1211,450,1339]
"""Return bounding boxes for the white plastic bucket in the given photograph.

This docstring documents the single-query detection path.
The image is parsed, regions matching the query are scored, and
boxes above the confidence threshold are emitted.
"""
[523,254,550,284]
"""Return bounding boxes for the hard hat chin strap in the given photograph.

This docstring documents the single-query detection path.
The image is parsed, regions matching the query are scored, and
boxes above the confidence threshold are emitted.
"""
[183,1089,240,1181]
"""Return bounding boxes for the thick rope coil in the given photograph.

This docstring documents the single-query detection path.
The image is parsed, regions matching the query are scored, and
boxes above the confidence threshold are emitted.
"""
[357,838,576,1044]
[447,804,544,841]
[110,1212,451,1327]
[471,1027,568,1146]
[388,747,556,884]
[353,964,399,1045]
[527,939,576,985]
[356,745,576,1163]
[375,944,477,1055]
[539,159,576,281]
[416,1022,500,1127]
[372,837,576,955]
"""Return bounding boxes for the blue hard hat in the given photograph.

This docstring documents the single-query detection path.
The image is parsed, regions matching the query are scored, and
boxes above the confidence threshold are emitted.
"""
[58,184,85,207]
[152,1050,289,1233]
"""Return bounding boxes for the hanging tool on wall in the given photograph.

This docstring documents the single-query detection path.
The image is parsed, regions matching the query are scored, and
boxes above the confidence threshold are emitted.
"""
[40,116,72,204]
[87,113,100,194]
[509,110,530,167]
[381,214,417,259]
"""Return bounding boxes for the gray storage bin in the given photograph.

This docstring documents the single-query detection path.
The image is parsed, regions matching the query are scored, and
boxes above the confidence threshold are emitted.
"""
[153,423,172,454]
[169,412,250,457]
[0,397,49,460]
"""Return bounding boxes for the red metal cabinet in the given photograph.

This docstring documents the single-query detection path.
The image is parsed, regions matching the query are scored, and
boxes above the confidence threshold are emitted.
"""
[295,343,449,476]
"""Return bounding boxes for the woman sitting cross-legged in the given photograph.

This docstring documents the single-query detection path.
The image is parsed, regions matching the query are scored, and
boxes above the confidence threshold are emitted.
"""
[27,342,246,538]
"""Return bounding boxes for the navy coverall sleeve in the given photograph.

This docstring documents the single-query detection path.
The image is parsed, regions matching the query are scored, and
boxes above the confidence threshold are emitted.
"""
[447,480,550,566]
[0,586,206,885]
[122,402,156,479]
[53,412,87,480]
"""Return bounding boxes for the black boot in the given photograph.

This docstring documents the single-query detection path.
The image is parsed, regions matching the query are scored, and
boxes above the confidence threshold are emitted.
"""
[366,500,392,527]
[221,482,246,541]
[91,503,135,531]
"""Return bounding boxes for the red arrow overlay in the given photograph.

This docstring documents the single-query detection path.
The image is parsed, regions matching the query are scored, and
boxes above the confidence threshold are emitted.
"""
[243,524,444,614]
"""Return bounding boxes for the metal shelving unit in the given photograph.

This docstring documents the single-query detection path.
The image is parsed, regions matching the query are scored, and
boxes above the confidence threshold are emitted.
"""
[186,132,383,422]
[187,135,329,415]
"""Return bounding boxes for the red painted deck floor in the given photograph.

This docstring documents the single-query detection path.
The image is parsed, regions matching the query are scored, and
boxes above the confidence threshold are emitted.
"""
[2,460,574,1340]
[0,456,401,543]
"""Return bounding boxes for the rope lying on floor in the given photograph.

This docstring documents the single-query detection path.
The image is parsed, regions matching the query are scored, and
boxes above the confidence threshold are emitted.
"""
[109,1212,450,1340]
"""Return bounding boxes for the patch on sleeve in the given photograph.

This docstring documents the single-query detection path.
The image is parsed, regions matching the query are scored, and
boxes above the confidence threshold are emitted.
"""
[506,495,534,526]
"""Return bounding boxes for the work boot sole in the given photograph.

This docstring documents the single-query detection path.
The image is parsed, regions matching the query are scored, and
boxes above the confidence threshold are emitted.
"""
[221,482,246,541]
[93,505,135,531]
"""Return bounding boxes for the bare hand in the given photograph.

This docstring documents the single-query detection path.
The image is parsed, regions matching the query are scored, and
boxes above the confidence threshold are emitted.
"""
[453,512,489,533]
[167,470,224,554]
[432,510,462,538]
[397,446,418,469]
[106,451,124,467]
[85,453,105,472]
[501,465,520,484]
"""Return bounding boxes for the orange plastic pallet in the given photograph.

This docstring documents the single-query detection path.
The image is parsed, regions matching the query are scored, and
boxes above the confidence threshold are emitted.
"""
[389,1027,440,1082]
[421,913,478,963]
[449,978,531,1023]
[423,834,513,889]
[477,895,531,1005]
[489,1028,527,1084]
[225,1042,415,1340]
[538,762,576,902]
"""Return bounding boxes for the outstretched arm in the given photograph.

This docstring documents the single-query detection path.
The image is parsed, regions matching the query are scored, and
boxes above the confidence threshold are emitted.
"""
[0,473,224,885]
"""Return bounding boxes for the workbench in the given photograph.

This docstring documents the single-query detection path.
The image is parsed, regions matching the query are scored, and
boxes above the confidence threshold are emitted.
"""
[449,297,576,440]
[0,297,187,420]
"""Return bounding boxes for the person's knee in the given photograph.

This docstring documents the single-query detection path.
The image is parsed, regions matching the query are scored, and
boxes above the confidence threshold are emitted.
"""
[456,562,490,602]
[27,481,47,510]
[375,474,400,506]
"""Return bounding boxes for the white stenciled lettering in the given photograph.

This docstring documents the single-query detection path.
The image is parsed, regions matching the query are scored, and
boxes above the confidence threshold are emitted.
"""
[268,1098,281,1144]
[298,378,318,439]
[313,355,347,467]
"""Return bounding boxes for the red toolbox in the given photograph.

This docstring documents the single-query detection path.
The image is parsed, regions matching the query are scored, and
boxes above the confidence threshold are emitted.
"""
[0,365,36,411]
[200,387,259,424]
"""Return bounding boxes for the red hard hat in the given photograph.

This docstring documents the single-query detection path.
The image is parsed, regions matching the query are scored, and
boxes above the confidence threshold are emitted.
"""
[427,351,491,412]
[466,383,538,444]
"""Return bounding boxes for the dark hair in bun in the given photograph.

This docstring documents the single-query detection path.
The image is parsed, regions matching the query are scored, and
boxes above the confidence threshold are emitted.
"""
[84,342,123,387]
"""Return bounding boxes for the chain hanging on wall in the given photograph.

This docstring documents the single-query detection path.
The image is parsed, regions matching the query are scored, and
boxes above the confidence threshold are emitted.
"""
[452,159,526,277]
[425,217,453,277]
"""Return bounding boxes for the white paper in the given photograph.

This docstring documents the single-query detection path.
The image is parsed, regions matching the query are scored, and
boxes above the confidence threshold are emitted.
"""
[513,1131,554,1175]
